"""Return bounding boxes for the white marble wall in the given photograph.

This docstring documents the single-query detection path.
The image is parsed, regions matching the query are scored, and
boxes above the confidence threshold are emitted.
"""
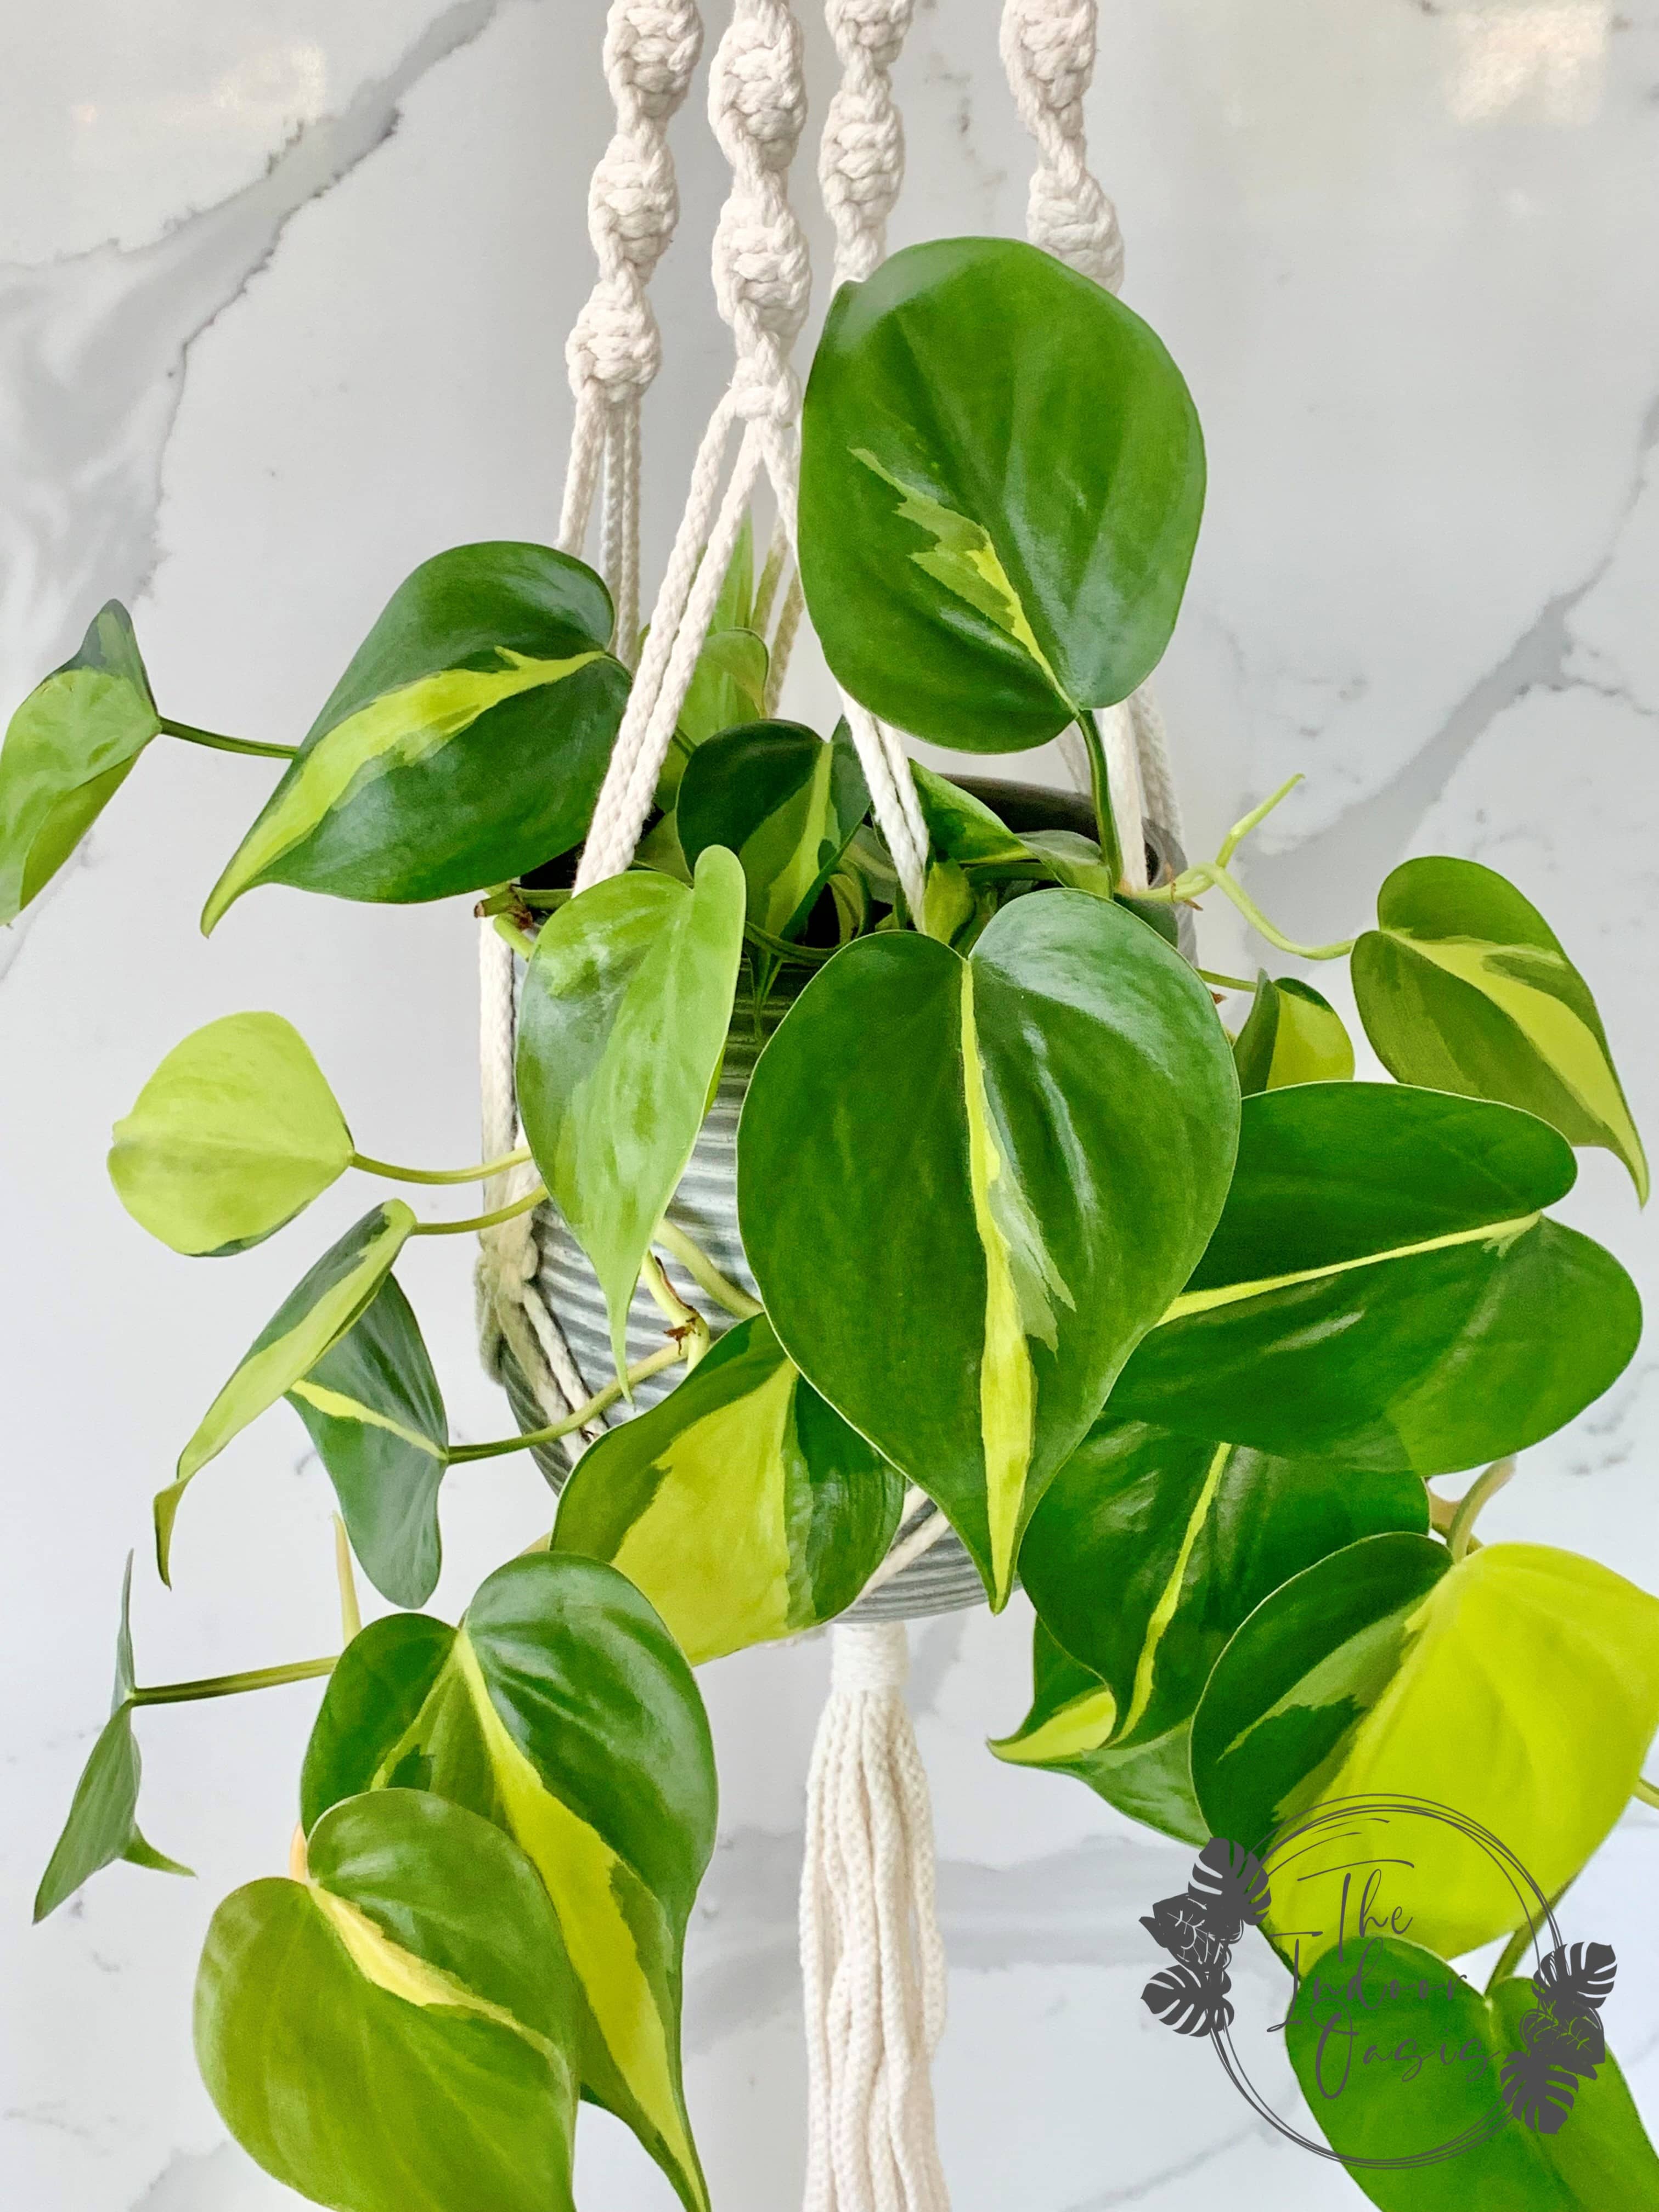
[3,4,1657,2208]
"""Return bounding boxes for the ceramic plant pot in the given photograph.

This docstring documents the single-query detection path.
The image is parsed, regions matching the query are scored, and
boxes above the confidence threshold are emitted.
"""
[500,780,1193,1621]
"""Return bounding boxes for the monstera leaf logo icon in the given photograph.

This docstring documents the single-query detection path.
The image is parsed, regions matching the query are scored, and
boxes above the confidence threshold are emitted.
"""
[1500,1942,1617,2135]
[1139,1838,1271,2041]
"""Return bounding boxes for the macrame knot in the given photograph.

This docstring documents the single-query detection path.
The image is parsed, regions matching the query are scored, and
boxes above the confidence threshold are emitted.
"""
[710,1,811,417]
[1000,0,1124,292]
[608,0,703,123]
[821,0,912,283]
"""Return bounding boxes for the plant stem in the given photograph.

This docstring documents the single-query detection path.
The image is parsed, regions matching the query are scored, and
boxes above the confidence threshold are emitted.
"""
[350,1143,532,1187]
[1198,967,1258,992]
[1215,775,1304,869]
[1633,1775,1659,1809]
[493,914,536,961]
[160,716,297,761]
[332,1515,362,1644]
[131,1655,336,1707]
[1146,862,1355,961]
[409,1183,546,1237]
[1448,1457,1515,1562]
[1076,713,1125,888]
[446,1341,687,1459]
[654,1220,763,1320]
[641,1251,711,1369]
[744,921,836,966]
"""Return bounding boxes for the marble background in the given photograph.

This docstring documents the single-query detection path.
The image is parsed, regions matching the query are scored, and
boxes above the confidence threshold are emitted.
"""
[3,3,1657,2208]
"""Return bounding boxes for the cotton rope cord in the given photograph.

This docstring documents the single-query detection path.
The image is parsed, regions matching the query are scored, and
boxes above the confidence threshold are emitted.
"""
[998,0,1184,852]
[800,1620,950,2212]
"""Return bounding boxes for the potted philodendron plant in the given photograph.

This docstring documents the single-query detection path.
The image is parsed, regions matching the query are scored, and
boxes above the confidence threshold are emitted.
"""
[9,238,1658,2211]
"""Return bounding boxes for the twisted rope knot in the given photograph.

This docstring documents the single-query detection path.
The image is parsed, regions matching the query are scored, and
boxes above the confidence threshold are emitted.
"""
[607,0,703,122]
[709,1,811,412]
[1001,0,1124,292]
[826,0,911,67]
[821,0,911,283]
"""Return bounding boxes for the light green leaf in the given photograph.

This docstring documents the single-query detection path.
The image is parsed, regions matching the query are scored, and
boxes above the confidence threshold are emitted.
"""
[157,1203,416,1582]
[1112,1084,1641,1475]
[922,856,978,944]
[287,1274,449,1609]
[109,1011,354,1256]
[1353,855,1647,1201]
[202,544,628,930]
[0,603,161,923]
[738,889,1239,1606]
[196,1790,581,2212]
[1231,971,1355,1093]
[678,721,868,942]
[1193,1537,1659,1956]
[910,761,1031,867]
[1285,1934,1659,2209]
[300,1554,716,2212]
[517,845,746,1379]
[552,1315,903,1663]
[677,629,769,751]
[33,1556,190,1921]
[800,239,1204,749]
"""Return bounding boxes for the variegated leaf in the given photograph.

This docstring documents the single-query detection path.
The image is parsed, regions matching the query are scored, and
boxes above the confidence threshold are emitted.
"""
[1230,970,1355,1093]
[202,544,628,930]
[677,721,868,944]
[300,1554,716,2212]
[551,1316,903,1662]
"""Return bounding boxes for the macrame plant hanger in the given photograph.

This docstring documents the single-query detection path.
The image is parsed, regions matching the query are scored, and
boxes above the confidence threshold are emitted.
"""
[477,8,1188,2209]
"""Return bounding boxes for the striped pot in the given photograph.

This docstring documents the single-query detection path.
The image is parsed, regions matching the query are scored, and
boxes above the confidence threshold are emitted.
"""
[500,784,1194,1623]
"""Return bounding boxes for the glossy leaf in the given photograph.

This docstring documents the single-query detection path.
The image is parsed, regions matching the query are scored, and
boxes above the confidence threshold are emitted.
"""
[0,603,161,923]
[800,238,1204,750]
[301,1553,716,2212]
[1284,1934,1659,2209]
[1112,1084,1641,1475]
[677,629,768,751]
[910,761,1030,867]
[203,544,628,930]
[33,1557,190,1921]
[157,1203,416,1582]
[1231,971,1355,1094]
[678,721,868,941]
[1193,1538,1659,1956]
[1018,1419,1427,1751]
[739,889,1238,1605]
[108,1012,353,1256]
[552,1315,904,1663]
[517,845,745,1379]
[1353,857,1647,1201]
[287,1274,449,1609]
[990,1620,1208,1844]
[197,1791,580,2212]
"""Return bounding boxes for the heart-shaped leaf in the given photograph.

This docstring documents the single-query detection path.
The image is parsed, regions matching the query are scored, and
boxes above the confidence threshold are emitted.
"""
[552,1314,903,1663]
[287,1274,449,1608]
[1193,1537,1659,1956]
[910,762,1032,867]
[0,603,161,923]
[1111,1084,1640,1474]
[33,1556,190,1921]
[738,889,1238,1606]
[1018,1418,1427,1752]
[202,545,628,930]
[1285,1934,1659,2208]
[157,1202,416,1582]
[196,1790,581,2212]
[301,1553,716,2212]
[1231,971,1355,1094]
[517,844,744,1380]
[1353,857,1647,1201]
[677,721,868,943]
[800,238,1205,749]
[109,1012,354,1256]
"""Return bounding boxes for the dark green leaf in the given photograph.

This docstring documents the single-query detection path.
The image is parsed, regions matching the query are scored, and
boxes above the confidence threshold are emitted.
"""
[202,545,628,929]
[300,1553,716,2212]
[678,721,868,943]
[517,845,745,1379]
[1112,1084,1640,1474]
[1284,1934,1659,2209]
[1352,856,1647,1201]
[287,1274,449,1608]
[196,1791,580,2212]
[157,1203,416,1582]
[738,889,1238,1605]
[0,603,161,922]
[800,238,1204,749]
[552,1316,903,1662]
[33,1558,190,1921]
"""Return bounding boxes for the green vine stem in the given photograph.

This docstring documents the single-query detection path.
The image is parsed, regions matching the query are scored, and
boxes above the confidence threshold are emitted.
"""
[492,914,537,961]
[350,1143,533,1187]
[744,921,836,966]
[654,1221,763,1320]
[1076,713,1126,888]
[447,1339,688,1460]
[159,716,297,762]
[408,1183,546,1237]
[1448,1457,1516,1561]
[1138,775,1357,961]
[332,1515,362,1644]
[1634,1775,1659,1809]
[131,1655,336,1707]
[641,1251,712,1369]
[1197,967,1257,992]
